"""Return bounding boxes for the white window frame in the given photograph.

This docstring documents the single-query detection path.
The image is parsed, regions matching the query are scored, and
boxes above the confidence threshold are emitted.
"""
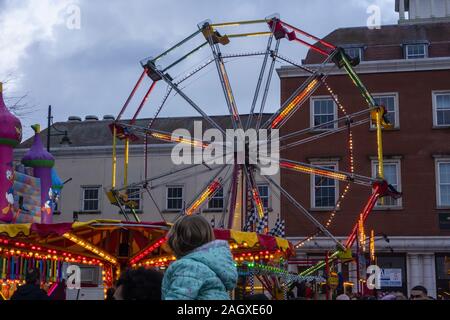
[207,186,224,210]
[257,184,271,210]
[344,47,363,61]
[310,96,338,131]
[370,92,400,129]
[81,185,101,212]
[125,188,142,211]
[166,185,184,211]
[405,44,428,59]
[371,160,402,209]
[436,159,450,208]
[432,90,450,127]
[310,161,339,210]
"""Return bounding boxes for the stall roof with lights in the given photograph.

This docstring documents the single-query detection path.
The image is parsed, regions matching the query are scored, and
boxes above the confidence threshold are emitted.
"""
[0,220,294,267]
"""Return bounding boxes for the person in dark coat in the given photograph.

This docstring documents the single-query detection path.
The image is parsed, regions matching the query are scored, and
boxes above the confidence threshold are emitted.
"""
[10,269,50,301]
[49,279,66,300]
[113,267,163,300]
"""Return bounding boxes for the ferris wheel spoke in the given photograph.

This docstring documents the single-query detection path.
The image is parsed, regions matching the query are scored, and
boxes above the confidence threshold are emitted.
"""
[151,29,203,63]
[216,165,233,228]
[278,118,370,151]
[226,164,241,228]
[277,158,375,186]
[243,166,266,220]
[183,164,229,216]
[256,154,374,187]
[261,51,337,130]
[141,59,226,135]
[259,170,345,251]
[147,57,217,131]
[203,25,243,130]
[149,165,224,192]
[116,149,232,193]
[116,122,213,149]
[273,53,315,74]
[255,39,281,131]
[246,22,277,130]
[276,107,373,143]
[161,41,209,73]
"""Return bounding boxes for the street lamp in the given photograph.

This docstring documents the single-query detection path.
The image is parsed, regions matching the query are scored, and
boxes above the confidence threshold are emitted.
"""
[47,105,72,152]
[375,233,390,243]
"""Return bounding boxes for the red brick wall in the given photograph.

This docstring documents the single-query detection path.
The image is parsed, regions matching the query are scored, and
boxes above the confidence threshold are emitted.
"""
[304,43,450,64]
[280,70,450,238]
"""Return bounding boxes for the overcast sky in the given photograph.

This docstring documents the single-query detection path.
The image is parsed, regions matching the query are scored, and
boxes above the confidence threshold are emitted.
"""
[0,0,398,139]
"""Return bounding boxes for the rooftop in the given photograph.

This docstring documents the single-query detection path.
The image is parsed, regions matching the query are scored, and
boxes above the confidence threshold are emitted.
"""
[303,21,450,64]
[18,114,273,149]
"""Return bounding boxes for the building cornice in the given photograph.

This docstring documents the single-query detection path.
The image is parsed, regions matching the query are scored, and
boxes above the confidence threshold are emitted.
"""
[287,236,450,253]
[13,143,176,158]
[277,57,450,78]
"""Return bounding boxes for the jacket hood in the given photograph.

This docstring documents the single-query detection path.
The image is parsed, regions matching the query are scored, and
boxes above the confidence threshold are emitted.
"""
[11,284,49,300]
[185,240,237,290]
[16,284,39,295]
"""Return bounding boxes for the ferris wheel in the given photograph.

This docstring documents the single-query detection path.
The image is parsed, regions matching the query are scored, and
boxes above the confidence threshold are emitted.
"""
[107,14,402,274]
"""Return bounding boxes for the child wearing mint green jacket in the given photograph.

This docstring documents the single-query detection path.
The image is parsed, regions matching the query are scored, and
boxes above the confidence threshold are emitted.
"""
[162,215,238,300]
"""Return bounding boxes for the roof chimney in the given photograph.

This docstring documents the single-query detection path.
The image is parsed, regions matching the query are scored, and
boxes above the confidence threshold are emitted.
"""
[85,115,99,121]
[68,116,82,122]
[103,115,115,121]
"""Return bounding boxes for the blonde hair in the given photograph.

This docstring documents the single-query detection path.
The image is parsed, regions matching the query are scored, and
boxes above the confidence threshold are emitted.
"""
[167,215,215,257]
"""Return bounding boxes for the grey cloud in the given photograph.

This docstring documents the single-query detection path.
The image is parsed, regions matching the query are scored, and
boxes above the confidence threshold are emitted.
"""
[3,0,397,139]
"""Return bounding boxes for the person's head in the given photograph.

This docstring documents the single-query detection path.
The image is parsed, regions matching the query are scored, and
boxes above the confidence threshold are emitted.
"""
[336,293,350,300]
[25,269,40,285]
[394,291,407,300]
[113,268,163,300]
[167,215,215,257]
[410,286,428,300]
[296,281,306,297]
[50,280,67,300]
[105,288,115,301]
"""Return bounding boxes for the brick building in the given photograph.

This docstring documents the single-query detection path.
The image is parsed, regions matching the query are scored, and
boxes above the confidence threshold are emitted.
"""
[279,2,450,298]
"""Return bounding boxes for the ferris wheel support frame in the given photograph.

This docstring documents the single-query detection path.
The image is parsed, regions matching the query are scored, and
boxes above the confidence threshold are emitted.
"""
[108,16,402,276]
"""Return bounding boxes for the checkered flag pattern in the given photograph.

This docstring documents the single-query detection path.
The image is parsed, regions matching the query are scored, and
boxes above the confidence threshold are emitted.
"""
[269,216,285,238]
[256,212,269,234]
[243,210,258,232]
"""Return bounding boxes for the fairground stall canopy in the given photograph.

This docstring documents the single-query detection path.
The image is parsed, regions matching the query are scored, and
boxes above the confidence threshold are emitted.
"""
[0,220,298,299]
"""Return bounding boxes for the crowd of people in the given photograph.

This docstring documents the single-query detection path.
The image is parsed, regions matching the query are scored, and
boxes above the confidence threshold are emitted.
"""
[4,215,441,301]
[287,281,436,301]
[9,215,239,301]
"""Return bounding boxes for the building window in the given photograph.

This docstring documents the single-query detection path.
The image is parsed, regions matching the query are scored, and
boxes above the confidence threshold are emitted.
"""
[405,44,427,59]
[166,186,183,211]
[344,47,363,61]
[81,186,100,212]
[310,97,337,130]
[371,93,400,129]
[376,254,407,295]
[208,187,224,210]
[433,91,450,127]
[435,254,450,300]
[257,184,270,209]
[437,160,450,207]
[126,188,142,210]
[372,160,402,208]
[311,162,338,209]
